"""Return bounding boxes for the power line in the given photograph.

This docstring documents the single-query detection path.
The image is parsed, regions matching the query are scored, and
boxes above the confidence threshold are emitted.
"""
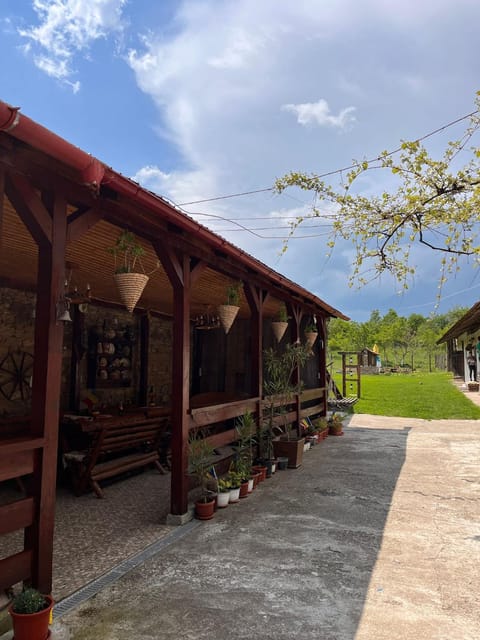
[177,107,479,206]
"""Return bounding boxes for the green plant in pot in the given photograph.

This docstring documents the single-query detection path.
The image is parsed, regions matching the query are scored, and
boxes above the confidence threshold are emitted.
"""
[328,412,345,436]
[304,321,318,351]
[9,587,54,640]
[234,411,256,472]
[188,430,216,519]
[217,280,242,334]
[108,230,150,313]
[263,342,311,468]
[271,302,290,342]
[216,477,231,508]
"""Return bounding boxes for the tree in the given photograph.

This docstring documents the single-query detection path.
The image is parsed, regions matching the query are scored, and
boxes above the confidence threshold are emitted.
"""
[275,93,480,296]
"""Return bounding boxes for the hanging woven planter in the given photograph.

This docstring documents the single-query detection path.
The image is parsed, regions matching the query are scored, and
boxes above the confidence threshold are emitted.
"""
[305,331,318,350]
[272,321,288,342]
[217,304,239,334]
[114,272,149,313]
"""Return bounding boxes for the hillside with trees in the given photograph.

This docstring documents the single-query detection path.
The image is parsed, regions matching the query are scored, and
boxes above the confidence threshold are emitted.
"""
[328,307,468,371]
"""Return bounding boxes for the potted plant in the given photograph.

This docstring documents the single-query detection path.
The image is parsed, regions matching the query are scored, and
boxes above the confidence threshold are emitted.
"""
[188,431,216,519]
[108,230,150,313]
[263,342,311,468]
[234,411,257,491]
[271,303,289,343]
[227,470,243,503]
[8,587,54,640]
[216,477,231,508]
[304,321,318,351]
[312,416,329,440]
[217,280,242,334]
[328,412,345,436]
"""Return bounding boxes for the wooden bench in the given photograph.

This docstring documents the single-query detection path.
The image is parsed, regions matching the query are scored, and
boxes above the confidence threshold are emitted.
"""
[63,414,169,498]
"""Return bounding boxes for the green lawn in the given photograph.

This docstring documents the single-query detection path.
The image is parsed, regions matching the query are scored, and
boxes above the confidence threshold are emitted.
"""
[351,372,480,419]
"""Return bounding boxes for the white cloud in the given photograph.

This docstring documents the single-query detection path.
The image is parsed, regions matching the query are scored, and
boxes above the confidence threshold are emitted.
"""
[208,28,267,69]
[18,0,127,89]
[282,99,356,130]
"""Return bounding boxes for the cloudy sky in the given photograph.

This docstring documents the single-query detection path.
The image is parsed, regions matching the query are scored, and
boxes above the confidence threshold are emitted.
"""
[1,0,479,321]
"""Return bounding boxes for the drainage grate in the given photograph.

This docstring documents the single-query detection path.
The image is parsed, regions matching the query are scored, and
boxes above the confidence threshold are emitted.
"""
[54,519,200,619]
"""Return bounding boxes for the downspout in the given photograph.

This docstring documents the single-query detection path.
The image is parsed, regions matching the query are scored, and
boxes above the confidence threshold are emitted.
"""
[0,101,104,189]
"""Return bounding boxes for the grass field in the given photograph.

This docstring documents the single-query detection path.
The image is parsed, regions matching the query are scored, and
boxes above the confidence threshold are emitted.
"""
[350,372,480,419]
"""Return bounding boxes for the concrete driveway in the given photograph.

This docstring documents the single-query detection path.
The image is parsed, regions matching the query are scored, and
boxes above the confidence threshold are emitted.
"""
[48,415,480,639]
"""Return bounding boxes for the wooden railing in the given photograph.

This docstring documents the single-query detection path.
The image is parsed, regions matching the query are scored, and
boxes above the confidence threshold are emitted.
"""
[0,429,41,590]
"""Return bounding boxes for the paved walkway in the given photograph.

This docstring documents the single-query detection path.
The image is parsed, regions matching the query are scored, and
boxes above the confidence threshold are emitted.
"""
[44,414,479,640]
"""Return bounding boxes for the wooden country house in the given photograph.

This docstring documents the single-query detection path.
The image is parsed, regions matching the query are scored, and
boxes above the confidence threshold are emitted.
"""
[437,302,480,381]
[0,99,348,595]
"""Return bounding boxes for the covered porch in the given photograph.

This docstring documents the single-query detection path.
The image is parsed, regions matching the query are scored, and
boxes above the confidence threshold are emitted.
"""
[0,99,347,595]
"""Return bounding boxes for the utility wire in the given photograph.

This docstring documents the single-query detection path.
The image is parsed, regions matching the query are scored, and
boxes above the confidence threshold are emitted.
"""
[178,107,479,206]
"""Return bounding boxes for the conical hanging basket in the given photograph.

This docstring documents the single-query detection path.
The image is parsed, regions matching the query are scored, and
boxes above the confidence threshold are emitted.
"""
[114,272,149,313]
[217,304,239,335]
[305,331,318,350]
[272,321,288,342]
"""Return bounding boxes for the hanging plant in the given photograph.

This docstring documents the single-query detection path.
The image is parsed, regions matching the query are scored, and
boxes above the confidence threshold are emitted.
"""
[217,280,242,334]
[271,303,289,342]
[108,231,156,313]
[304,322,318,351]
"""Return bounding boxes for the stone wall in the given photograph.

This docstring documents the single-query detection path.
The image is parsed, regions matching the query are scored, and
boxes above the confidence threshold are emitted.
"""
[0,286,173,416]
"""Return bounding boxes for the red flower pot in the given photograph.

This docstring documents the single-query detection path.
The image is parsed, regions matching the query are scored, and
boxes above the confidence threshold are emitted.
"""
[195,498,216,520]
[9,595,54,640]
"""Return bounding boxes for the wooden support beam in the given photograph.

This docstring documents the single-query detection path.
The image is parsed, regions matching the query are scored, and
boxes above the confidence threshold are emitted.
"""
[25,189,67,594]
[316,314,327,416]
[155,240,191,516]
[244,283,268,399]
[67,205,103,243]
[5,172,52,246]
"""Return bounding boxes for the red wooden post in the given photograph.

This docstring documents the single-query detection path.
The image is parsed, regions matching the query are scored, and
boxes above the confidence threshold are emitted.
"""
[155,243,198,517]
[288,303,303,436]
[26,190,67,593]
[316,314,327,415]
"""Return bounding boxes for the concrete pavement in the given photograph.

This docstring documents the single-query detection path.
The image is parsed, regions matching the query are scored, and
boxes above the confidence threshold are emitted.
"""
[47,414,479,640]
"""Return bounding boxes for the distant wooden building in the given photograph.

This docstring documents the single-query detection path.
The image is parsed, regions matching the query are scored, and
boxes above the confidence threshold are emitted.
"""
[437,302,480,380]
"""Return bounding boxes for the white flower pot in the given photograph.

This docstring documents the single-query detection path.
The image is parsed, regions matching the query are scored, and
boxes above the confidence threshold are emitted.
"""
[229,487,241,503]
[217,492,230,508]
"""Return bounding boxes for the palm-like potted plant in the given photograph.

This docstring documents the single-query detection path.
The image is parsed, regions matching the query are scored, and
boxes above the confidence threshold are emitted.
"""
[234,411,257,492]
[8,588,54,640]
[271,303,289,342]
[217,280,242,334]
[108,230,150,313]
[263,342,311,468]
[188,431,216,519]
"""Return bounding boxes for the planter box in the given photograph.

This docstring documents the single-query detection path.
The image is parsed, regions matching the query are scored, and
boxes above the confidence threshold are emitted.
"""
[272,437,305,468]
[468,382,479,391]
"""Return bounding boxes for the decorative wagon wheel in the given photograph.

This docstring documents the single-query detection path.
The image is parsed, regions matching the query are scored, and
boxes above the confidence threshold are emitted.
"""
[0,350,34,403]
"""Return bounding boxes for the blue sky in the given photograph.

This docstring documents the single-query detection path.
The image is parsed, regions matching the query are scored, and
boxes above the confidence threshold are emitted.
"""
[1,0,479,321]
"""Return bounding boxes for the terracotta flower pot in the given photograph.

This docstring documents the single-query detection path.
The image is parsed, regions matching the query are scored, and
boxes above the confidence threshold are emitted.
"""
[239,481,249,498]
[271,321,288,342]
[9,595,54,640]
[195,497,216,520]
